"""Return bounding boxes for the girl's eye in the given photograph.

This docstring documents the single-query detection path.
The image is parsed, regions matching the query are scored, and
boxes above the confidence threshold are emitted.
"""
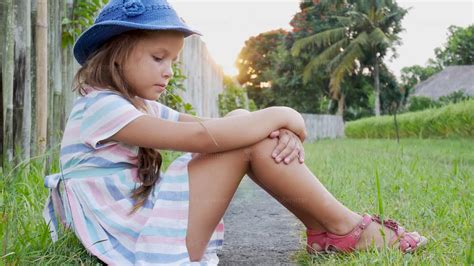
[152,56,163,62]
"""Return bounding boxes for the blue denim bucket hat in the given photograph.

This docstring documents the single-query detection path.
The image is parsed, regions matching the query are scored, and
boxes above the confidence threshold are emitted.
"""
[73,0,200,65]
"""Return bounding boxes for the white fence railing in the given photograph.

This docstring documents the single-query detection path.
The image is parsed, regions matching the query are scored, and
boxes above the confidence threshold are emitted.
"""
[301,114,345,142]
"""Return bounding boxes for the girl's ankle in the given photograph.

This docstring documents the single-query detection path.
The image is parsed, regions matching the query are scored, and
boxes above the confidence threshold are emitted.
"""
[324,212,362,235]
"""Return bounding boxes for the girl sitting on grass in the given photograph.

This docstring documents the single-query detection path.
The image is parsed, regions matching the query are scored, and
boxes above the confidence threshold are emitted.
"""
[44,0,427,264]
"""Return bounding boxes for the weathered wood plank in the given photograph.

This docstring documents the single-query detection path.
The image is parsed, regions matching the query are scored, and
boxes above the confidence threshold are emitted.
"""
[13,0,32,162]
[0,0,5,168]
[179,35,224,117]
[35,0,48,156]
[48,0,62,159]
[3,0,15,167]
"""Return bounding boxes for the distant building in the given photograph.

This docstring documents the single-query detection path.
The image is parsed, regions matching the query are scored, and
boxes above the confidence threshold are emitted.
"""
[412,65,474,99]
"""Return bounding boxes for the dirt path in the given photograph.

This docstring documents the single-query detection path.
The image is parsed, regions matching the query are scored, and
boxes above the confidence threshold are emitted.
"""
[217,176,304,265]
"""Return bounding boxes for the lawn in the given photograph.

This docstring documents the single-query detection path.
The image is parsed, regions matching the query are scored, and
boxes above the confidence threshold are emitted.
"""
[1,139,472,264]
[295,138,473,265]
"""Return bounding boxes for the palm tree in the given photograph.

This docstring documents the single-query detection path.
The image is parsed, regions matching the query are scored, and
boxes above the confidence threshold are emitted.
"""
[292,0,406,116]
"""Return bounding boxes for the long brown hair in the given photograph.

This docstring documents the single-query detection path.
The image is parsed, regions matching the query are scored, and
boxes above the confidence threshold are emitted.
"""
[74,30,164,213]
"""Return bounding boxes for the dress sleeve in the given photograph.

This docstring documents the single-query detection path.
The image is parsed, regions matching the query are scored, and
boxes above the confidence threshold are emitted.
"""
[146,100,181,122]
[80,93,145,149]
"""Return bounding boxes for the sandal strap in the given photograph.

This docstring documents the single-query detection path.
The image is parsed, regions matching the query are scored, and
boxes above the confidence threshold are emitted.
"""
[372,215,421,252]
[324,214,373,252]
[306,229,326,253]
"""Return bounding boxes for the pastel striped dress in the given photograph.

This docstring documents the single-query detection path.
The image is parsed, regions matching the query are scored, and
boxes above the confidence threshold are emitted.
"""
[43,87,224,265]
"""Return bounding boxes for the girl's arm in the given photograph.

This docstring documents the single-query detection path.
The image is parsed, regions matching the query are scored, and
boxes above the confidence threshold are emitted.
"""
[178,112,212,122]
[110,106,306,154]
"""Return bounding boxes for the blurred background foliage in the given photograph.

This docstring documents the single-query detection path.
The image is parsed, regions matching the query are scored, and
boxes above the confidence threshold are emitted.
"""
[235,0,474,121]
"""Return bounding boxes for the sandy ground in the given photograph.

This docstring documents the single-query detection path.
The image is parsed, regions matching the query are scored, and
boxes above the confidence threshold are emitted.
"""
[217,176,304,265]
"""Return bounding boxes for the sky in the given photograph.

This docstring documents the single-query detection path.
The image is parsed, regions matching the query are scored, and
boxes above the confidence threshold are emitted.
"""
[170,0,474,79]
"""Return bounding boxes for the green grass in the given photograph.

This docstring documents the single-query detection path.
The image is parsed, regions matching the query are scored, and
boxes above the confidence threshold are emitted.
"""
[0,150,182,264]
[295,138,473,265]
[1,140,472,264]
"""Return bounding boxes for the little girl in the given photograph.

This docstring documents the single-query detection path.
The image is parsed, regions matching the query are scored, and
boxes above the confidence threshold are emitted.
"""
[43,0,427,265]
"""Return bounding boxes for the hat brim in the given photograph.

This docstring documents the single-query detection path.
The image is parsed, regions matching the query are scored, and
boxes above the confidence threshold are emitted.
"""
[73,20,201,65]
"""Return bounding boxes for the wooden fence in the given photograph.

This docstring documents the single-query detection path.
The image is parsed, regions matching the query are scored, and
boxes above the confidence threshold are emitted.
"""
[0,0,224,170]
[179,35,224,118]
[0,1,344,172]
[301,114,345,141]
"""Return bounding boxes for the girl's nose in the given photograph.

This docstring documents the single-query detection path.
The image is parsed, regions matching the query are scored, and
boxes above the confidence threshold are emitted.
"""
[162,63,174,79]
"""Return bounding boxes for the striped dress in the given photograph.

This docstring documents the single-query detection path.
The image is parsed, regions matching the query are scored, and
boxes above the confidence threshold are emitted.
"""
[43,87,224,265]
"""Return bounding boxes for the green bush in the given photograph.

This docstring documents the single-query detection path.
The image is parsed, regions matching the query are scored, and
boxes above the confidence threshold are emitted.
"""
[158,63,196,115]
[218,77,257,116]
[406,91,472,112]
[407,96,441,112]
[346,100,474,138]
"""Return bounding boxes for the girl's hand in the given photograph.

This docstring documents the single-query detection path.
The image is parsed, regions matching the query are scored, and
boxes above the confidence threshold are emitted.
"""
[268,129,305,164]
[279,107,307,142]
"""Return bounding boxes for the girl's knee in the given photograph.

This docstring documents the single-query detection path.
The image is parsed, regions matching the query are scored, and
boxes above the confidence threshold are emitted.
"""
[250,137,278,160]
[186,237,205,262]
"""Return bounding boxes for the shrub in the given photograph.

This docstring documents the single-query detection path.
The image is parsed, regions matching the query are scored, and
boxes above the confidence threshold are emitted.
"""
[406,91,472,112]
[345,100,474,138]
[218,77,257,116]
[407,96,441,112]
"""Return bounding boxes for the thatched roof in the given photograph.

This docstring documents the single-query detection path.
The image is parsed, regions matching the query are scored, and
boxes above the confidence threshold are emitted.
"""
[412,65,474,99]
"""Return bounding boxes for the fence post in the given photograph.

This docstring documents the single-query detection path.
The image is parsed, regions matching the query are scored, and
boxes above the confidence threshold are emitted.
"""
[47,0,63,169]
[2,0,15,168]
[35,0,48,159]
[13,0,33,162]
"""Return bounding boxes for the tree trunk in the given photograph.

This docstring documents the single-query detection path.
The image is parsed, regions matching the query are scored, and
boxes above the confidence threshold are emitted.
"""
[374,59,381,116]
[35,0,48,157]
[336,92,345,116]
[13,0,32,162]
[3,0,15,168]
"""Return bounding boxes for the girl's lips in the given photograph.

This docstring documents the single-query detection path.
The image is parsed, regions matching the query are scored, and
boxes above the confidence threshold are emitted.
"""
[154,84,166,92]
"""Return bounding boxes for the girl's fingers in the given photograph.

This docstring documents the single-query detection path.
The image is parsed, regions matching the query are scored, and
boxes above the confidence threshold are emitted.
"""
[276,137,296,163]
[298,144,305,163]
[269,130,280,138]
[283,147,300,164]
[272,133,290,160]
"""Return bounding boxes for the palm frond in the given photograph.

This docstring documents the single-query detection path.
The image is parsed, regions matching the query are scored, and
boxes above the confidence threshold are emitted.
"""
[346,10,373,29]
[328,31,368,70]
[325,32,367,95]
[369,27,390,47]
[302,57,330,85]
[380,10,405,25]
[302,38,349,84]
[291,27,346,57]
[329,44,364,96]
[332,16,352,26]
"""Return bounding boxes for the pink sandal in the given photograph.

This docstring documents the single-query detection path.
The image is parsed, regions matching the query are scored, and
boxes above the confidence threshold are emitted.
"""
[306,214,427,254]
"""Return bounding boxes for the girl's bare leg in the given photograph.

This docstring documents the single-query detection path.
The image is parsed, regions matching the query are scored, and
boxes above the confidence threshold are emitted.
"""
[186,136,355,261]
[186,145,250,260]
[186,109,326,260]
[186,110,409,261]
[244,138,421,252]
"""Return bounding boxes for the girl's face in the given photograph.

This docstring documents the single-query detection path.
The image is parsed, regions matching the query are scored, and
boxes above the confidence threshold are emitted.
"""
[122,31,184,101]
